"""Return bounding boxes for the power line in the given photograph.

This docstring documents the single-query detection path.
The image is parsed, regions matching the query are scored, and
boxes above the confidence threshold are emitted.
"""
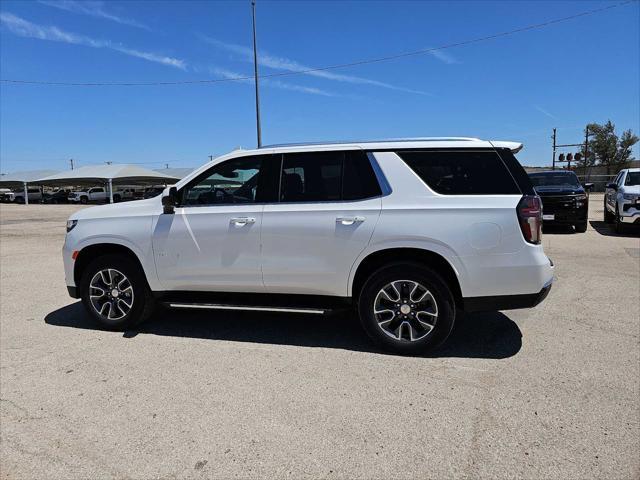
[0,0,636,87]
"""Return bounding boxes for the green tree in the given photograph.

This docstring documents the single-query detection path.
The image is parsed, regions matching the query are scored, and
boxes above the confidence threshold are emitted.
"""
[580,121,638,174]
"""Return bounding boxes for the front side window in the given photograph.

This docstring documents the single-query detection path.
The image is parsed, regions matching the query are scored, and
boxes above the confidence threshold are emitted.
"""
[397,150,520,195]
[181,156,266,206]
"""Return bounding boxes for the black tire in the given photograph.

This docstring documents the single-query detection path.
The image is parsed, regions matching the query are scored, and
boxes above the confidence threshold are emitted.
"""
[575,221,588,233]
[358,262,456,355]
[80,254,155,330]
[80,196,88,204]
[14,196,24,204]
[113,194,121,203]
[604,201,614,223]
[614,207,625,234]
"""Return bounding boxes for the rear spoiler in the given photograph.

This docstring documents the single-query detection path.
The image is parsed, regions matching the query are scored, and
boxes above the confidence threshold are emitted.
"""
[490,141,524,154]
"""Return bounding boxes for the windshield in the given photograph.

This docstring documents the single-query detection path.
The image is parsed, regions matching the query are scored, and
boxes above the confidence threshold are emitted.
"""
[624,172,640,186]
[529,172,580,188]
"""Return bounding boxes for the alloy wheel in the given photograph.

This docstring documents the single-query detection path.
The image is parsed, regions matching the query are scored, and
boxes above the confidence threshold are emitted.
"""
[89,268,134,321]
[373,279,438,342]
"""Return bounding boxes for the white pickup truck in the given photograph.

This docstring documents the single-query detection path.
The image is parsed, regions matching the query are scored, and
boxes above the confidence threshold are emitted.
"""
[68,187,121,204]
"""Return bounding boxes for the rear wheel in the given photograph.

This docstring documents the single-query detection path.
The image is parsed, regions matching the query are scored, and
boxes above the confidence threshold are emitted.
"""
[358,262,455,355]
[80,254,155,330]
[80,196,88,204]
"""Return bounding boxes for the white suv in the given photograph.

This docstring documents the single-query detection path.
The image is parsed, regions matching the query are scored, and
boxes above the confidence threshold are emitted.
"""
[63,138,554,354]
[604,168,640,232]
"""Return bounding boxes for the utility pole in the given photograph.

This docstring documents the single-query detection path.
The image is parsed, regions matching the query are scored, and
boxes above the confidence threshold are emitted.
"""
[208,155,214,162]
[552,128,557,170]
[165,163,169,169]
[251,0,262,148]
[69,158,74,170]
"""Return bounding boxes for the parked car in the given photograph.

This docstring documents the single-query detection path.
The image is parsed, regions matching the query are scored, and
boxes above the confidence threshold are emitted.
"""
[43,189,71,204]
[143,186,166,199]
[62,138,554,355]
[0,188,12,202]
[68,187,121,204]
[528,170,592,233]
[6,187,43,204]
[604,168,640,232]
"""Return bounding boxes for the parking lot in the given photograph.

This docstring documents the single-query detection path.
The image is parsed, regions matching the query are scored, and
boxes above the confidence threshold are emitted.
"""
[0,193,638,479]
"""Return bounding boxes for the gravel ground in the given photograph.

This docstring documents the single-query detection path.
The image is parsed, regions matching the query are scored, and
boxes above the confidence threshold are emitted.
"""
[1,194,638,480]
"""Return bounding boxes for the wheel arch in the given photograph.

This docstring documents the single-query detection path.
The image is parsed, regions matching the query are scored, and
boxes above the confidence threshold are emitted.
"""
[350,247,463,307]
[74,243,147,288]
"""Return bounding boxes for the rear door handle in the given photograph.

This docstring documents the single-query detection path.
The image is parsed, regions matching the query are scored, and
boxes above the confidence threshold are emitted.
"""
[230,217,256,226]
[336,216,365,226]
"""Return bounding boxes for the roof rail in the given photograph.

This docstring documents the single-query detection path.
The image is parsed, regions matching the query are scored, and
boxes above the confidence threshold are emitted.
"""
[260,137,482,148]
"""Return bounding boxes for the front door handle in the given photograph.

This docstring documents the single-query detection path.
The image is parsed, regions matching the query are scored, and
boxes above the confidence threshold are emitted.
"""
[230,217,256,226]
[336,216,365,226]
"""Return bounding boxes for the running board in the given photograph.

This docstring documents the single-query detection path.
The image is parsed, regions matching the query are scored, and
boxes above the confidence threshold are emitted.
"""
[165,303,327,315]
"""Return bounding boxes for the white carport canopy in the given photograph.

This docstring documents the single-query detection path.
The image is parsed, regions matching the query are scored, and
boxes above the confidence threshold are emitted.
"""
[153,167,194,180]
[36,164,180,203]
[0,170,61,205]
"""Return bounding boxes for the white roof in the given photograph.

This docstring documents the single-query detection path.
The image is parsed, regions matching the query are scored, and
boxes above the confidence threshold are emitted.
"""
[253,137,522,154]
[36,164,180,186]
[0,169,61,188]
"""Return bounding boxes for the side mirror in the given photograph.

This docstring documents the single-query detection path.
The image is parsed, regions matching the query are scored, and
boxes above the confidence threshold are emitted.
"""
[162,186,178,214]
[606,183,618,191]
[584,183,594,191]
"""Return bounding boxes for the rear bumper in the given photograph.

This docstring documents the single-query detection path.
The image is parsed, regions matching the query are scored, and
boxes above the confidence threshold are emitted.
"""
[463,279,552,313]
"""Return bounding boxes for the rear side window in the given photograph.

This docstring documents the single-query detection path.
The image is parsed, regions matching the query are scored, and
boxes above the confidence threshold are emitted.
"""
[280,150,381,202]
[397,150,520,195]
[342,151,382,200]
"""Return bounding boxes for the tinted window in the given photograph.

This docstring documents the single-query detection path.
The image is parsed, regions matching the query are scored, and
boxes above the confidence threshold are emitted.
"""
[182,156,264,206]
[397,150,520,195]
[343,151,382,200]
[91,188,104,193]
[281,152,342,202]
[625,171,640,186]
[529,172,580,188]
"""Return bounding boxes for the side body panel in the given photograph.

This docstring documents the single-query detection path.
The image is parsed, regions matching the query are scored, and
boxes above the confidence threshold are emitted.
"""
[354,152,553,298]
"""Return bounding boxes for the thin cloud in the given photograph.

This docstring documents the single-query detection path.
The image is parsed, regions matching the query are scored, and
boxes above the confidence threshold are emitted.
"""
[211,68,337,97]
[0,12,185,70]
[427,48,460,65]
[39,0,150,30]
[534,105,557,120]
[200,35,429,96]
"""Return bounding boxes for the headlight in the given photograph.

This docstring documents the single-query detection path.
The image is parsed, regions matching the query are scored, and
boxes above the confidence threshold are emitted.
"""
[66,220,78,232]
[623,193,638,200]
[575,194,587,201]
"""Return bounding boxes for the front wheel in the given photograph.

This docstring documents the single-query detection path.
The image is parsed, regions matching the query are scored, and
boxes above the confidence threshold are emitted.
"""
[575,221,588,233]
[604,201,615,223]
[358,262,456,355]
[80,254,155,330]
[80,196,88,204]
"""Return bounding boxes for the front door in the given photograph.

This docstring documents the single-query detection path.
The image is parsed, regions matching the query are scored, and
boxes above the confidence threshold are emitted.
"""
[152,155,274,292]
[261,150,382,296]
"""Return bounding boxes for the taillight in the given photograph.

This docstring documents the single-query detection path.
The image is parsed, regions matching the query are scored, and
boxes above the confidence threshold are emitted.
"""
[517,195,542,244]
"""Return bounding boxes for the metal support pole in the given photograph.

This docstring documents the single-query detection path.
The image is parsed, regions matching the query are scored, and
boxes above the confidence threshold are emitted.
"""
[23,182,29,205]
[251,0,262,148]
[552,128,557,171]
[108,178,114,204]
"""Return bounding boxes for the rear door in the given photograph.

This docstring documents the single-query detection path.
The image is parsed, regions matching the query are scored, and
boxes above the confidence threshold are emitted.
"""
[261,150,382,296]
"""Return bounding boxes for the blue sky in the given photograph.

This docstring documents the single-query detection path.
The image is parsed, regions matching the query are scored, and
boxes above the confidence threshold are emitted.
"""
[1,0,638,172]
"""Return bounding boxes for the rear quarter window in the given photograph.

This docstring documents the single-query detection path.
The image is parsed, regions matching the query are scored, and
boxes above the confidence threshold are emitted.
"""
[397,150,521,195]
